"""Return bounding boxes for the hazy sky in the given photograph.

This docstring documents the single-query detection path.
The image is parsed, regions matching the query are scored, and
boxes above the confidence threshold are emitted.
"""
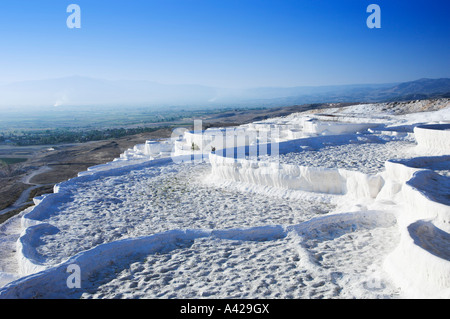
[0,0,449,88]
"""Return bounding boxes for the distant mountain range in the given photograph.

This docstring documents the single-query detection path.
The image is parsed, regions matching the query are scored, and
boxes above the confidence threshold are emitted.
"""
[0,76,449,109]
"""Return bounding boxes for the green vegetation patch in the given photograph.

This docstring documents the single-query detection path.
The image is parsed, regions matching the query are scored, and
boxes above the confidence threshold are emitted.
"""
[0,157,28,165]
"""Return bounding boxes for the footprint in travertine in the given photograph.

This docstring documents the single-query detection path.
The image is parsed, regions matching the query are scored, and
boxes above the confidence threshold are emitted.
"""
[79,212,402,299]
[33,161,334,266]
[81,236,320,299]
[292,211,401,298]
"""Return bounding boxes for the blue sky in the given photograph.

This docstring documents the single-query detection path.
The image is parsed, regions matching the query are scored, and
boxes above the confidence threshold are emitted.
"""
[0,0,448,88]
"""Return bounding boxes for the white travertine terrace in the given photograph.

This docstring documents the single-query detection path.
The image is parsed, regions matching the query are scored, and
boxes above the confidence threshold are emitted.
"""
[1,100,449,299]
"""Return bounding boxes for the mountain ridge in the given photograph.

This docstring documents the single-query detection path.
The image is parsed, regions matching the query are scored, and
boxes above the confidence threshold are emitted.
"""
[0,77,449,109]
